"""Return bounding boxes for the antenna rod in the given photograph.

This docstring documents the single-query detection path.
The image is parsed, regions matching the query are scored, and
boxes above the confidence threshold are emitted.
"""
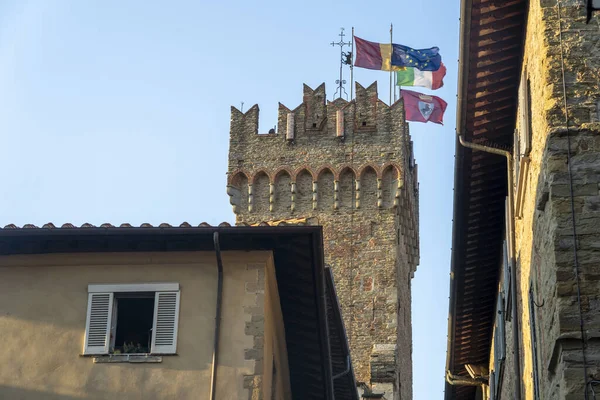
[331,28,352,100]
[351,27,355,100]
[390,23,393,106]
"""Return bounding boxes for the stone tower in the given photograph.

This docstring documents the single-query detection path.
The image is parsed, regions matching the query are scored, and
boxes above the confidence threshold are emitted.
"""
[227,82,419,399]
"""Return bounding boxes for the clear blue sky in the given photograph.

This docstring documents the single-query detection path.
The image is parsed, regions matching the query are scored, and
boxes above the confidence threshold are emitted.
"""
[0,1,459,398]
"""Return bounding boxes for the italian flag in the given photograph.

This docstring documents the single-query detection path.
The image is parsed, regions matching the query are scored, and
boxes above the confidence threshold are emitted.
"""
[396,63,446,90]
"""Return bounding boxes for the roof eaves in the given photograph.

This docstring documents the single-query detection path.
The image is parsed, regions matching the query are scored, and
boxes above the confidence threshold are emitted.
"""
[447,0,528,398]
[446,0,475,395]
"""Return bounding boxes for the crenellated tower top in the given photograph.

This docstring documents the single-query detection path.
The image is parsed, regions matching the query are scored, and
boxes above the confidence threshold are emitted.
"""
[228,82,417,219]
[230,82,406,139]
[228,82,415,182]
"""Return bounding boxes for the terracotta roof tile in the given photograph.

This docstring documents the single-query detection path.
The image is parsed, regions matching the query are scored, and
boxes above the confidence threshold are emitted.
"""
[1,220,309,230]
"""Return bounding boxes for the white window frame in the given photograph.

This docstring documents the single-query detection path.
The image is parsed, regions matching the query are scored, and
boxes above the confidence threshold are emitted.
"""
[88,283,179,293]
[83,283,180,356]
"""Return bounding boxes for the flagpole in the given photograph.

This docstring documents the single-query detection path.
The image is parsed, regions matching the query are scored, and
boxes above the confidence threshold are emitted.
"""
[398,85,402,107]
[351,26,355,101]
[394,70,397,103]
[389,23,393,106]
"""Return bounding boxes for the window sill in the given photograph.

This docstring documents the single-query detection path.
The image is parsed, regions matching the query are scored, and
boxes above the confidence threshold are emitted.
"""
[92,354,163,363]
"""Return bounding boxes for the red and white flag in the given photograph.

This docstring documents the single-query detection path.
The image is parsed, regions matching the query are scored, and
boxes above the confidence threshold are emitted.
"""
[400,89,447,125]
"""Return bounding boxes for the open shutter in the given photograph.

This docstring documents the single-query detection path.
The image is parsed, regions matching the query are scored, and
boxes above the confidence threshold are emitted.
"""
[83,292,114,355]
[495,293,506,362]
[491,292,506,398]
[518,71,532,157]
[151,291,180,354]
[502,238,511,319]
[504,199,512,320]
[529,285,541,400]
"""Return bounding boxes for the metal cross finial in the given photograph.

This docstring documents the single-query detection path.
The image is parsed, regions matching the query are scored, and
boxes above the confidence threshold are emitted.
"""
[330,27,352,100]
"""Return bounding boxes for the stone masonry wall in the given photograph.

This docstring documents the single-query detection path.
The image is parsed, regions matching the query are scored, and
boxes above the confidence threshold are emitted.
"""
[227,82,420,400]
[493,1,600,399]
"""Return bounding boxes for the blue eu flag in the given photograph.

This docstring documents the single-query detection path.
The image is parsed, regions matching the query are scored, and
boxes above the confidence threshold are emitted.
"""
[391,44,442,71]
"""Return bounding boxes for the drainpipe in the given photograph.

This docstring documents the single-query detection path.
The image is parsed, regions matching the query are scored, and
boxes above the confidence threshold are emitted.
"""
[445,370,487,387]
[332,355,351,380]
[209,231,225,400]
[457,134,522,400]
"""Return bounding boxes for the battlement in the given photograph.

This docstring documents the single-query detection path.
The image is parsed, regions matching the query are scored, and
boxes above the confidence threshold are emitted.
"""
[229,82,406,143]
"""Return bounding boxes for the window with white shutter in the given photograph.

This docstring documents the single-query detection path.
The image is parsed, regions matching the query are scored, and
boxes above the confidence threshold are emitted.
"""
[83,283,180,357]
[151,291,180,354]
[83,293,114,355]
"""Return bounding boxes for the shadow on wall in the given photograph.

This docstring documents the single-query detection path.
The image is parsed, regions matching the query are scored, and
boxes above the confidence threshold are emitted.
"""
[525,129,600,399]
[0,385,87,399]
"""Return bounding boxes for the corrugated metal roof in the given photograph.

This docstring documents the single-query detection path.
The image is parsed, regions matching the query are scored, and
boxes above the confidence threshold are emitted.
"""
[446,0,527,399]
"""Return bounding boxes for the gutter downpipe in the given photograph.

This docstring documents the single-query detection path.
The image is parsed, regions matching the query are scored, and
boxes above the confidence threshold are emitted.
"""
[457,134,522,400]
[332,355,351,380]
[209,231,225,400]
[446,370,487,387]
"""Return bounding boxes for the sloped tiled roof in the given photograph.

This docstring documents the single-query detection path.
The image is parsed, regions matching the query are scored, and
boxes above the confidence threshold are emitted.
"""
[1,220,307,230]
[447,0,527,398]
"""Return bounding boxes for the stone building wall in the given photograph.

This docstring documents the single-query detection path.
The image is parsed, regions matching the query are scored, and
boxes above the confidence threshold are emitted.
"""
[227,82,420,399]
[491,0,600,398]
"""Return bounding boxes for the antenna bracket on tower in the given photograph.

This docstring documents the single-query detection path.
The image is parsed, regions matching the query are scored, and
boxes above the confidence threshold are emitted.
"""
[330,28,352,100]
